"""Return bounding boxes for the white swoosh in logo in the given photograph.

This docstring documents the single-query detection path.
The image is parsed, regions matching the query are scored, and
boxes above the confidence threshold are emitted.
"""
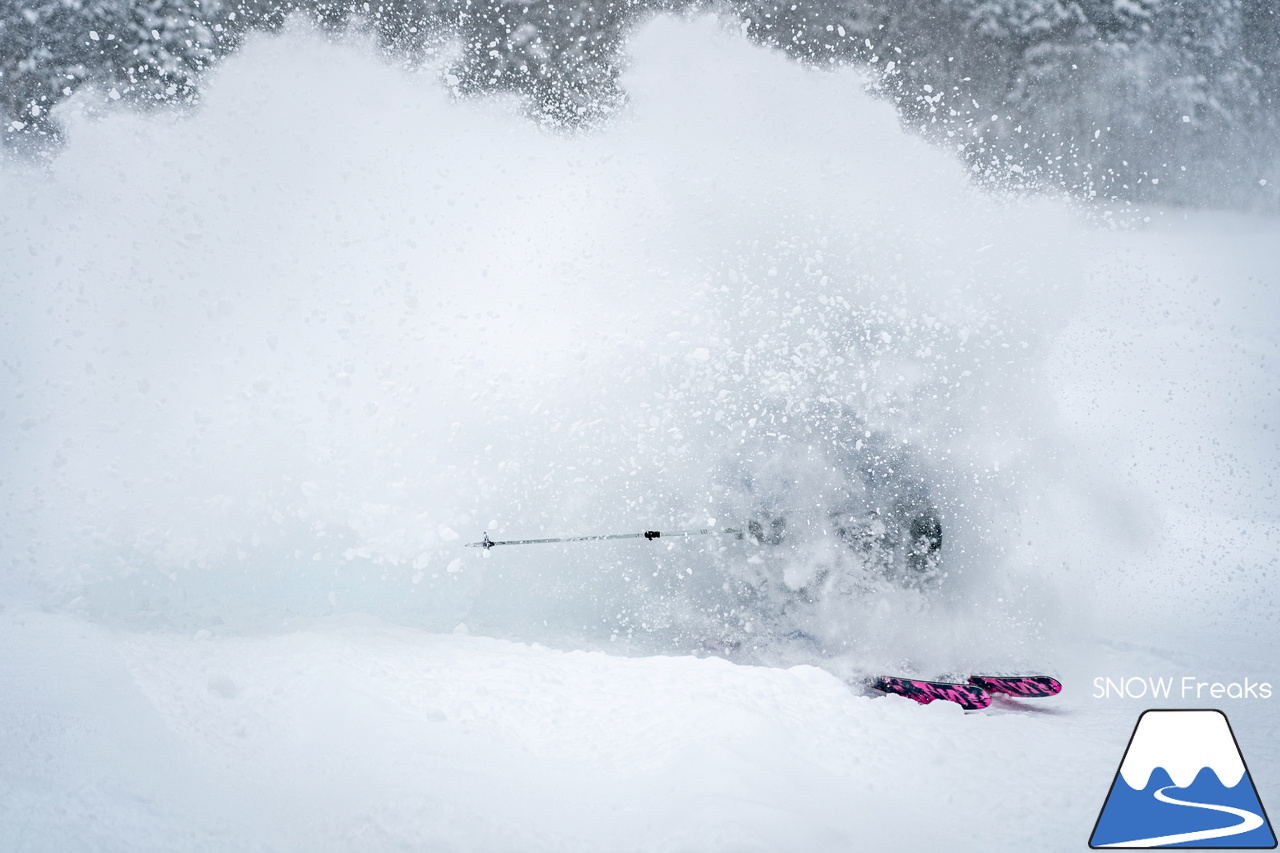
[1100,785,1265,848]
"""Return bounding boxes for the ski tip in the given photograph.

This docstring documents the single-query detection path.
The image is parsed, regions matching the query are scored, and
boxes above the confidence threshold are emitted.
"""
[869,675,992,710]
[967,675,1062,697]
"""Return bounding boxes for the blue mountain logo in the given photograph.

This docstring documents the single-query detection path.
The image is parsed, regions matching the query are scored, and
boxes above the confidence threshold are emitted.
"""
[1091,709,1276,848]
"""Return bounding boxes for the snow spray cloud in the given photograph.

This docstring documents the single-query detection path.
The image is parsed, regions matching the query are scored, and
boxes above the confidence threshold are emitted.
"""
[1,16,1087,670]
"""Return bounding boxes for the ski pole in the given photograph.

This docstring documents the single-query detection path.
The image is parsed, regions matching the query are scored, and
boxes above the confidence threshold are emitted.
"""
[466,527,742,550]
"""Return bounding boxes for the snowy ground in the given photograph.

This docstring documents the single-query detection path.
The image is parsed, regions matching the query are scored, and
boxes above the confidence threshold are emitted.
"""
[1,604,1276,851]
[2,17,1278,852]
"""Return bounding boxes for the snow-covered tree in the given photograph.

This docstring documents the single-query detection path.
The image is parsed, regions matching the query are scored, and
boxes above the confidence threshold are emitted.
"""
[2,0,1276,206]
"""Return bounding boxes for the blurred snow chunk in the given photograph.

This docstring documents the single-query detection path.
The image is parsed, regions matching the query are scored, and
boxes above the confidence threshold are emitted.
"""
[207,674,239,698]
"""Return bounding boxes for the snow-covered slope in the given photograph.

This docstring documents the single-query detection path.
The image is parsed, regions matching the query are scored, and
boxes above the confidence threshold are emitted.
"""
[1,608,1276,853]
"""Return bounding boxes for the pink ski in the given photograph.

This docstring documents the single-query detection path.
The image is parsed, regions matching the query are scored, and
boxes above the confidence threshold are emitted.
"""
[869,676,992,710]
[967,675,1062,698]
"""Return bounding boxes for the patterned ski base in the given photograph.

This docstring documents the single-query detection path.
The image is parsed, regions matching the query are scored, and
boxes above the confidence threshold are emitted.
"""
[968,675,1062,698]
[869,676,992,710]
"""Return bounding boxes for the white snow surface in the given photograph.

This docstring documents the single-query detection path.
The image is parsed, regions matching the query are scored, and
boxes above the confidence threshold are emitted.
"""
[1118,711,1245,790]
[1,609,1276,852]
[1,15,1278,853]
